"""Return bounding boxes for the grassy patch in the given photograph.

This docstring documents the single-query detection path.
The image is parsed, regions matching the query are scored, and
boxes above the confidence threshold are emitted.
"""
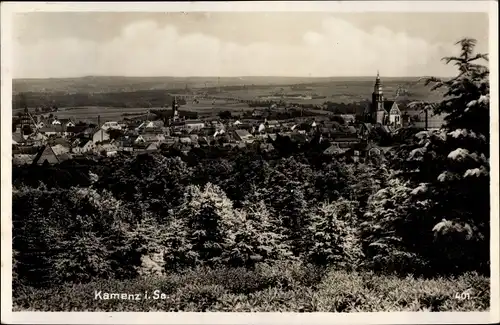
[13,263,489,312]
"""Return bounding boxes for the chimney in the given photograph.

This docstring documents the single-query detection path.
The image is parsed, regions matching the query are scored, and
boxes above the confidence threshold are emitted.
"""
[98,115,103,142]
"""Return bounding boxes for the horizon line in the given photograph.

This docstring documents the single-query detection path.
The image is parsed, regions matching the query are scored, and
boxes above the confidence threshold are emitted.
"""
[13,75,450,80]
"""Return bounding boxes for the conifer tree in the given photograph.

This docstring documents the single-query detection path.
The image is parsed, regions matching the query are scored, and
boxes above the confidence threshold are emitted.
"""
[406,38,490,273]
[165,183,235,269]
[307,199,363,268]
[224,201,293,267]
[364,38,490,275]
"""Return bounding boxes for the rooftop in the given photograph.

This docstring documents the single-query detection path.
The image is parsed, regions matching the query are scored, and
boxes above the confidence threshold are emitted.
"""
[185,120,205,125]
[234,129,253,140]
[76,139,93,148]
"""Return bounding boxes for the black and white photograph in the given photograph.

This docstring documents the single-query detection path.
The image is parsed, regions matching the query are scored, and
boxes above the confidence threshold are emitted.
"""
[1,1,498,323]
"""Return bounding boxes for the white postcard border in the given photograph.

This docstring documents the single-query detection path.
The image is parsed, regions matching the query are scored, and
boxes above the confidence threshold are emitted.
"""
[1,1,498,324]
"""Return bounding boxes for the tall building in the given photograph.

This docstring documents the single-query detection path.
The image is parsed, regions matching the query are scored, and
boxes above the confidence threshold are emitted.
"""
[371,71,386,124]
[366,72,402,128]
[19,107,34,136]
[172,96,179,120]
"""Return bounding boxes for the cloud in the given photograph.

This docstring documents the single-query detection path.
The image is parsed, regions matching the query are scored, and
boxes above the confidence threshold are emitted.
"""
[13,17,459,78]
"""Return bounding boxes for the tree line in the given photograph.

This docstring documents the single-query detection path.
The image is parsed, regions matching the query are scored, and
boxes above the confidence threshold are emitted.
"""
[12,90,179,110]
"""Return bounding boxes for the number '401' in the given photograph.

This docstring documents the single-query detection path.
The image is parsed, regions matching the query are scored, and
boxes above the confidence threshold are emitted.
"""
[455,292,471,300]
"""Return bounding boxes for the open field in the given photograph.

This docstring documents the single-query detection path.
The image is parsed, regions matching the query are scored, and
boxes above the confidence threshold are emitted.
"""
[14,101,268,123]
[54,106,151,123]
[180,100,254,113]
[26,102,330,123]
[217,79,444,104]
[13,106,153,124]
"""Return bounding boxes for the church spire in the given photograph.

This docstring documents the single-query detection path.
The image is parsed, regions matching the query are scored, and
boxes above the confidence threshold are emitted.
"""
[374,70,382,94]
[172,95,179,120]
[371,71,386,124]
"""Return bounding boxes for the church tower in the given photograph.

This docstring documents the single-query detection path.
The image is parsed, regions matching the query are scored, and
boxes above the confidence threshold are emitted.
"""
[20,107,33,136]
[372,71,386,124]
[172,96,179,121]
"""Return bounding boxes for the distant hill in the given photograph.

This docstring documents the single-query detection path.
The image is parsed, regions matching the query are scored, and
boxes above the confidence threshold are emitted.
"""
[13,76,428,94]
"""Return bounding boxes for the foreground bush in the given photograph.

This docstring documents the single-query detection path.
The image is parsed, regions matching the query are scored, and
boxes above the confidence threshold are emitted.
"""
[164,184,294,271]
[12,185,166,288]
[13,264,489,312]
[307,199,363,268]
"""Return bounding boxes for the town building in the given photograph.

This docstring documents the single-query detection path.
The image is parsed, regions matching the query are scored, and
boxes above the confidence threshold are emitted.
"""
[26,132,48,146]
[323,143,350,156]
[234,129,254,143]
[18,108,37,137]
[266,120,280,129]
[73,139,95,154]
[171,97,180,122]
[346,142,385,163]
[66,125,89,137]
[58,118,75,128]
[101,121,122,131]
[51,144,70,155]
[39,126,62,137]
[365,72,402,128]
[185,120,205,132]
[92,127,110,144]
[145,142,159,152]
[32,145,60,165]
[365,72,446,131]
[49,138,71,155]
[136,120,164,131]
[95,142,119,156]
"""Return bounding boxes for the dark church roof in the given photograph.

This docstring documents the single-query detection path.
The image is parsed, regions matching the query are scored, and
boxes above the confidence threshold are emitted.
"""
[383,101,396,111]
[32,145,60,165]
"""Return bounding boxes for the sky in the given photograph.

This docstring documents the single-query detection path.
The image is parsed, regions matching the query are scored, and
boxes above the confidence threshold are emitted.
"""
[12,12,489,78]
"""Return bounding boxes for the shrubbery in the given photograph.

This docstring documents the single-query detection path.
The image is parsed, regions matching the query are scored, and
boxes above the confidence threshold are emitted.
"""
[13,263,490,312]
[12,153,375,289]
[307,199,363,268]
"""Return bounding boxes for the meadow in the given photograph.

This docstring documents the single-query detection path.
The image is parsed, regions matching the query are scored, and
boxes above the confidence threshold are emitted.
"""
[223,79,444,104]
[52,106,152,123]
[28,101,259,124]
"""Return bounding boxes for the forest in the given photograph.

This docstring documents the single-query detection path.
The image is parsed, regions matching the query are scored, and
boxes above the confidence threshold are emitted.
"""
[12,39,491,311]
[12,90,179,110]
